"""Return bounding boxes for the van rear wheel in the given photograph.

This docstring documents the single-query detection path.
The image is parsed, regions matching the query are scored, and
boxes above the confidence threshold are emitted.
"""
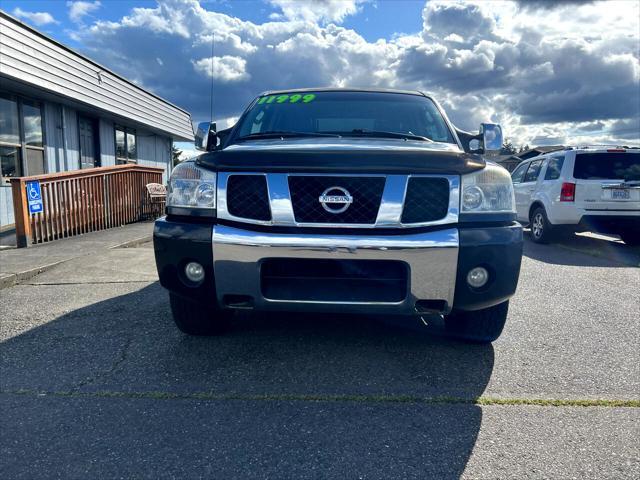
[529,207,555,244]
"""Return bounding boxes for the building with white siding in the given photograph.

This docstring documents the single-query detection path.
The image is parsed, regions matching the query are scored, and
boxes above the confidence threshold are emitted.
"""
[0,10,194,231]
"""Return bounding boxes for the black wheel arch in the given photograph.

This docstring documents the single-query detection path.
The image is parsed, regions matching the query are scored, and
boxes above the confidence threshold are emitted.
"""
[528,201,546,222]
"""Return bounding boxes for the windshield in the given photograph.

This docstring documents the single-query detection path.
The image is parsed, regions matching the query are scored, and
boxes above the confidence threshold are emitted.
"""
[573,153,640,181]
[233,91,456,144]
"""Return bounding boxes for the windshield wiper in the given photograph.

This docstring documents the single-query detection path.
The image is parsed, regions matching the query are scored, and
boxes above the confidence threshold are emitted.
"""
[342,129,433,142]
[235,131,341,141]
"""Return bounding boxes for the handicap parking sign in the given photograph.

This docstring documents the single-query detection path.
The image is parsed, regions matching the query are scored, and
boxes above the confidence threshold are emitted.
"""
[26,181,43,214]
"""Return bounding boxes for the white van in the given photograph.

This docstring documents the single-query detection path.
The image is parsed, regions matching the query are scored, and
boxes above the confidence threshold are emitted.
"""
[511,147,640,245]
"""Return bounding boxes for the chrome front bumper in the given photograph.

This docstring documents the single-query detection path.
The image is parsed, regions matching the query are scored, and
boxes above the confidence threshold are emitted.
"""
[212,224,459,314]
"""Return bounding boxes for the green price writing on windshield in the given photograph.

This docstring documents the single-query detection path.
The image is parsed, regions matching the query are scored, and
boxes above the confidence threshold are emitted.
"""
[257,93,316,105]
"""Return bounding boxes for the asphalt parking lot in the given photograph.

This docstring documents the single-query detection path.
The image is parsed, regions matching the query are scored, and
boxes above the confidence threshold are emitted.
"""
[1,230,638,479]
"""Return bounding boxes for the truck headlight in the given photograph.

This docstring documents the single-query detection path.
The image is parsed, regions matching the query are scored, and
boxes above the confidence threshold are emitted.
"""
[460,163,515,213]
[166,161,216,215]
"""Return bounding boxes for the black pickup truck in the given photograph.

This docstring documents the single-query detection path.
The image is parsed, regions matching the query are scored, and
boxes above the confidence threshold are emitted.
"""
[153,89,523,343]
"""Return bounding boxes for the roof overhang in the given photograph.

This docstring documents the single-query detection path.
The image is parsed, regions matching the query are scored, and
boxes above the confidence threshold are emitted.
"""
[0,10,194,141]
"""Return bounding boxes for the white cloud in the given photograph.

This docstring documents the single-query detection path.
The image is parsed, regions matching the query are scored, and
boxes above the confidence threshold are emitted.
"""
[12,8,58,26]
[443,33,464,43]
[72,0,639,147]
[192,55,250,82]
[67,1,102,23]
[268,0,367,24]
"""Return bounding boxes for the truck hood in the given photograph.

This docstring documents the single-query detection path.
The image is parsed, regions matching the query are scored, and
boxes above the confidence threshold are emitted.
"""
[196,137,485,174]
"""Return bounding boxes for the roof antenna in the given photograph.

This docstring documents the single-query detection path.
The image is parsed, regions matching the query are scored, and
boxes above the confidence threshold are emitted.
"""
[209,32,214,125]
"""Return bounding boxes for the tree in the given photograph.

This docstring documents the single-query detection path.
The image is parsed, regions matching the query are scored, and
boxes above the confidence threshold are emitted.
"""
[518,144,530,153]
[500,141,517,155]
[171,144,183,167]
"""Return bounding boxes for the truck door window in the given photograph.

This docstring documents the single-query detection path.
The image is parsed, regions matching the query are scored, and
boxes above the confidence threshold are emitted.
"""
[523,160,542,183]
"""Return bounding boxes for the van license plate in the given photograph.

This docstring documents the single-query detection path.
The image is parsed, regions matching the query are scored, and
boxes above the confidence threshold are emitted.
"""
[611,189,630,200]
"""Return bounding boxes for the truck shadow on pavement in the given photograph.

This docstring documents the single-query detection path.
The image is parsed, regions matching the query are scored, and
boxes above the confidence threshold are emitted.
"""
[1,282,494,479]
[522,232,640,268]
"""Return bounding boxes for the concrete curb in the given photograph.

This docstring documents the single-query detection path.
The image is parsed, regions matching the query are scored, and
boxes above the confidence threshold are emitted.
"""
[109,235,152,250]
[0,234,152,291]
[0,273,16,290]
[0,260,72,291]
[15,260,73,283]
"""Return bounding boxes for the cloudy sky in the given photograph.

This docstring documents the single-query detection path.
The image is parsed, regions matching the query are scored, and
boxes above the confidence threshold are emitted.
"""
[6,0,640,153]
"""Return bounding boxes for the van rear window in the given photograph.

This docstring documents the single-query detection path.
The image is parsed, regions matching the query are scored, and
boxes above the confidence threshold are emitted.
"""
[573,153,640,180]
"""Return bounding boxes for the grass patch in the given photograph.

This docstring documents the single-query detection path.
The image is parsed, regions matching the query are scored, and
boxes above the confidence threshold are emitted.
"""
[3,389,639,408]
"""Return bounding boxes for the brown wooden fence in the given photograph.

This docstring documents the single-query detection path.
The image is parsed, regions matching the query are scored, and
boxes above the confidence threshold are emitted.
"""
[10,164,165,248]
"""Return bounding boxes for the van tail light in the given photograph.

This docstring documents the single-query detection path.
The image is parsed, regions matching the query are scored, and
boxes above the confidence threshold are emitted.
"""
[560,182,575,202]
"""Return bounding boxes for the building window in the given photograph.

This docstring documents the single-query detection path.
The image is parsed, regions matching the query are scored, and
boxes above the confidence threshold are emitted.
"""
[0,93,45,181]
[0,145,20,179]
[115,126,136,164]
[22,99,45,176]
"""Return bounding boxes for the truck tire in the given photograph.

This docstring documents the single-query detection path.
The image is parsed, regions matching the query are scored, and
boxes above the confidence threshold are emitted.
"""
[444,301,509,343]
[529,207,555,244]
[620,231,640,246]
[169,292,232,335]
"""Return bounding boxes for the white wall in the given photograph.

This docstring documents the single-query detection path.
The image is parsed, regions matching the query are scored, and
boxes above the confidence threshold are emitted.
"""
[63,107,79,169]
[0,186,13,229]
[99,118,116,167]
[137,130,172,182]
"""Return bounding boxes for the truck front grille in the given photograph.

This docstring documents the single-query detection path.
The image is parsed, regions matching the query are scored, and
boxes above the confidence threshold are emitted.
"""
[226,175,271,221]
[289,176,385,224]
[218,172,457,228]
[401,177,450,224]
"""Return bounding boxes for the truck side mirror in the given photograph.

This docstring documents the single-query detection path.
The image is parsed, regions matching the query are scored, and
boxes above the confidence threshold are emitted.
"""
[480,123,503,153]
[195,122,217,151]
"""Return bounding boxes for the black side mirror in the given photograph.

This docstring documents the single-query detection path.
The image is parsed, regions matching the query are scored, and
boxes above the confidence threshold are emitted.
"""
[455,123,503,155]
[195,122,217,151]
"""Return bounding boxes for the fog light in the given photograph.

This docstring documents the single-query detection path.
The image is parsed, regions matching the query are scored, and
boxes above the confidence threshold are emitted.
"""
[467,267,489,288]
[185,262,205,283]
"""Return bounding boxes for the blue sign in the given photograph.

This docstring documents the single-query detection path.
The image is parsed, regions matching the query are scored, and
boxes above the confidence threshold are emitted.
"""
[26,181,43,214]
